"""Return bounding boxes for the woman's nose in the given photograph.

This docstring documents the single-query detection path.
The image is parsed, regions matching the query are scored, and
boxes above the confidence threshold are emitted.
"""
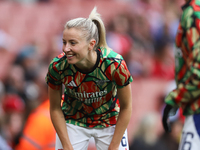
[63,44,71,52]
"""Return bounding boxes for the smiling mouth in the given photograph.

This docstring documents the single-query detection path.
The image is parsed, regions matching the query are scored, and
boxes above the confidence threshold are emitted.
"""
[66,54,74,58]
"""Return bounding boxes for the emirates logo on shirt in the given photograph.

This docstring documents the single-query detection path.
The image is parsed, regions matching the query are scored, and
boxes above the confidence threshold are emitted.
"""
[67,88,108,104]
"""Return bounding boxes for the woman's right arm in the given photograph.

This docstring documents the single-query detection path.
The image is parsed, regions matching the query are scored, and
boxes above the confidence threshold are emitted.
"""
[48,86,73,150]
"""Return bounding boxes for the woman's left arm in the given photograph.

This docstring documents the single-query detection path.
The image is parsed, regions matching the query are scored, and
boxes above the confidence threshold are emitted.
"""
[109,83,132,150]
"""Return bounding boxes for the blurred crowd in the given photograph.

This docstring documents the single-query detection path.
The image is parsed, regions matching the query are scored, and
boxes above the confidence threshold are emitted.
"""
[0,0,185,149]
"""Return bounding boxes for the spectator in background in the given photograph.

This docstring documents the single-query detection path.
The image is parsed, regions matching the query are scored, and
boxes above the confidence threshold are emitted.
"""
[130,10,155,56]
[128,13,156,78]
[129,112,163,150]
[153,10,179,45]
[159,116,182,150]
[15,41,38,81]
[1,94,25,149]
[0,81,12,150]
[14,99,56,150]
[151,40,175,80]
[106,13,133,60]
[4,65,27,103]
[126,41,153,78]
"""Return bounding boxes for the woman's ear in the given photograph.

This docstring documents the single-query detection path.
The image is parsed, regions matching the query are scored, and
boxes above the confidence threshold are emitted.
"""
[88,39,96,50]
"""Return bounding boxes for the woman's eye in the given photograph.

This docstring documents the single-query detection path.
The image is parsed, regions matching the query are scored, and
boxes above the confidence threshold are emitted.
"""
[71,41,76,45]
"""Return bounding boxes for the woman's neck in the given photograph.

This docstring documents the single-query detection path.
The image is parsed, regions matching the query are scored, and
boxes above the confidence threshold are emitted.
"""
[75,50,97,72]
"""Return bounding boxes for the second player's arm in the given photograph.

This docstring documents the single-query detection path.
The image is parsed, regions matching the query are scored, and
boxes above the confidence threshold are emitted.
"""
[48,86,73,150]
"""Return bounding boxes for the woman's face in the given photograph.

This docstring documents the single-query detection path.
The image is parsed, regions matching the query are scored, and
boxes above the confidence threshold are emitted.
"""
[62,27,91,65]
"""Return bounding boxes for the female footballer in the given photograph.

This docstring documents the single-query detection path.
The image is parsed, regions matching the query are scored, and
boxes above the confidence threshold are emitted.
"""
[46,7,133,150]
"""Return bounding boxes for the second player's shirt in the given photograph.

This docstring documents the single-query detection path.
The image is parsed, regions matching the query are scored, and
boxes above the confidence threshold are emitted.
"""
[46,47,133,128]
[165,0,200,115]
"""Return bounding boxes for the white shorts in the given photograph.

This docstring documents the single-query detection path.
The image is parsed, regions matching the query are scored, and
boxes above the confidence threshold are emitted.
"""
[179,114,200,150]
[55,123,129,150]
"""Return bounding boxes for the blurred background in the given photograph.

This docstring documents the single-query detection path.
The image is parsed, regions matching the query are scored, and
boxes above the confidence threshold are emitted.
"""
[0,0,186,150]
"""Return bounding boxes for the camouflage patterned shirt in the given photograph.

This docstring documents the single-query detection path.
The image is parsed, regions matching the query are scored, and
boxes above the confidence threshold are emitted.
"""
[46,47,133,127]
[165,0,200,115]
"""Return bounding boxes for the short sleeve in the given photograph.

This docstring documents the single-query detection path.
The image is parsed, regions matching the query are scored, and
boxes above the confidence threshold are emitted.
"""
[113,60,133,88]
[45,60,62,90]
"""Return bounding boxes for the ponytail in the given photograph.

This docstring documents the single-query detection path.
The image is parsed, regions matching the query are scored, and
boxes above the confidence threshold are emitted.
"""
[89,7,108,49]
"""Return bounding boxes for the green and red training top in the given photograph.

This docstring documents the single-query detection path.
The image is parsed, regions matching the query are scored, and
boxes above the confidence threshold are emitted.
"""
[165,0,200,115]
[46,47,133,128]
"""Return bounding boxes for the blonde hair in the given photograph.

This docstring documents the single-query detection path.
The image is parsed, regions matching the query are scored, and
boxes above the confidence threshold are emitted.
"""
[64,7,108,49]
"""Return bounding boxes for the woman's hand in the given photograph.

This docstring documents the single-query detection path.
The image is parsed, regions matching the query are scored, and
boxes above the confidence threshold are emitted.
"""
[108,144,119,150]
[62,145,74,150]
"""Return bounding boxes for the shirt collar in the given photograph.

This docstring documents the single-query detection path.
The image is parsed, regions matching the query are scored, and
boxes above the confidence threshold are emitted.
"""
[181,0,192,10]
